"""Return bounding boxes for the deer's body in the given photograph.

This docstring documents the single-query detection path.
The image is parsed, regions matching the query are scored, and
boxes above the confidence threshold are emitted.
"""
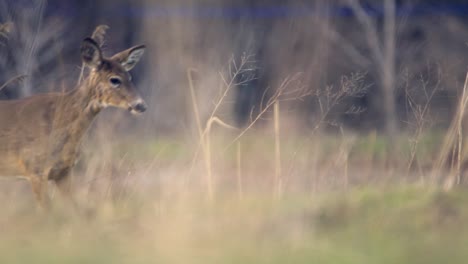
[0,37,146,208]
[0,88,98,179]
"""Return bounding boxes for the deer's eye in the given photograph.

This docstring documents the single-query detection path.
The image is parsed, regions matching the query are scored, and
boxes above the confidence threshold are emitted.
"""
[109,77,122,87]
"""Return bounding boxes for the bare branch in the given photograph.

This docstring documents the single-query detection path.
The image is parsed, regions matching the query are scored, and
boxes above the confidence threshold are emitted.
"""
[347,0,384,66]
[325,26,371,67]
[0,74,27,92]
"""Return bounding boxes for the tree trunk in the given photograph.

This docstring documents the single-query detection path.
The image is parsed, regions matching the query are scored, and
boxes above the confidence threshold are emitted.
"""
[382,0,398,138]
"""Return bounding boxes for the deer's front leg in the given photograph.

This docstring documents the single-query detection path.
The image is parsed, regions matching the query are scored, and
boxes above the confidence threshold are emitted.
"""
[29,175,49,211]
[54,171,81,215]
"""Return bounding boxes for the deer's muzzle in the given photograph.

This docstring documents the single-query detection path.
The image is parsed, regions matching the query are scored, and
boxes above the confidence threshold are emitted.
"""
[129,99,147,114]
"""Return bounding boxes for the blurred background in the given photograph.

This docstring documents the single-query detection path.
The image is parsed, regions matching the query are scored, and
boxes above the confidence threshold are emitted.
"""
[2,0,468,134]
[2,1,468,263]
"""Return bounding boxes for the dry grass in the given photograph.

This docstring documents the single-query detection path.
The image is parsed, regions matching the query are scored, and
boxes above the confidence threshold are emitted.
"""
[1,137,468,264]
[0,94,464,262]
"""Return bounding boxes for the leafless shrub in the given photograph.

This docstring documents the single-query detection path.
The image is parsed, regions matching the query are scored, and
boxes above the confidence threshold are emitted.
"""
[404,68,440,180]
[312,72,369,131]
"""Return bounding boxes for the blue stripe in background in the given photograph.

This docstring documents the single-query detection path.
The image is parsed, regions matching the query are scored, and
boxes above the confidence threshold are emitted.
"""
[42,2,468,20]
[119,4,468,19]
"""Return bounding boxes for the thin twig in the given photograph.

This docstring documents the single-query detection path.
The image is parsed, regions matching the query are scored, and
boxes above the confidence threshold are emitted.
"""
[0,74,27,92]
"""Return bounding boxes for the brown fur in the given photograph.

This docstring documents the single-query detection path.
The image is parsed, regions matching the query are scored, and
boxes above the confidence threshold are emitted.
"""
[0,38,146,209]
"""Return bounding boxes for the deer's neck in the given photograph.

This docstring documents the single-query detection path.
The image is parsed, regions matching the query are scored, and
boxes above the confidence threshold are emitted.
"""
[69,78,102,114]
[49,79,103,159]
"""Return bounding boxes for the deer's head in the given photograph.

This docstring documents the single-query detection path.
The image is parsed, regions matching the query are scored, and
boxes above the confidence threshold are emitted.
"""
[80,37,147,114]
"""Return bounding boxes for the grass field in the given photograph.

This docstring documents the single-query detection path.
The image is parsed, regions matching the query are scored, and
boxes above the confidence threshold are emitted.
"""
[0,133,467,264]
[1,187,468,264]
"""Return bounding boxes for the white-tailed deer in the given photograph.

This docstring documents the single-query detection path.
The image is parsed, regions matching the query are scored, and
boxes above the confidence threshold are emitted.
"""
[0,37,146,209]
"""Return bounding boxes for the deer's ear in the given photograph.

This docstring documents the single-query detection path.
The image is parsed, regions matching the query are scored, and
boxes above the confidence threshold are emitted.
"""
[80,37,103,69]
[111,45,145,71]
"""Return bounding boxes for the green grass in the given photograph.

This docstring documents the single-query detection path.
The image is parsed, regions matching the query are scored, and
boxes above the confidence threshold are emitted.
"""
[114,130,447,168]
[1,187,468,263]
[312,187,468,264]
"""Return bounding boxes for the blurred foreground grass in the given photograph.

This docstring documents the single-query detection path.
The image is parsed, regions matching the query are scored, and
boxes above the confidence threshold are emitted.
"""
[1,187,468,264]
[0,130,464,263]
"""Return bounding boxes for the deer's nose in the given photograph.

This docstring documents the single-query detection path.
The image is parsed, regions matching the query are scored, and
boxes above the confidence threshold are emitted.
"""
[132,101,147,113]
